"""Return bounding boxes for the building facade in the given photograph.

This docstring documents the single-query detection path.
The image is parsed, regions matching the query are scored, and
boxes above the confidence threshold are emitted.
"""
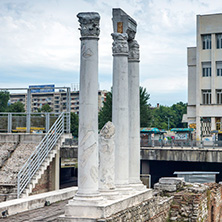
[185,13,222,140]
[10,90,107,114]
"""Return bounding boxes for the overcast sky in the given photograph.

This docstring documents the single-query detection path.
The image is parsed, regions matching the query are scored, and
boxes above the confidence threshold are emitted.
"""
[1,0,222,106]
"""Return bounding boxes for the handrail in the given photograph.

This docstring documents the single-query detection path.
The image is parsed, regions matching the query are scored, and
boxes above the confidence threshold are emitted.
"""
[0,111,70,134]
[17,112,66,198]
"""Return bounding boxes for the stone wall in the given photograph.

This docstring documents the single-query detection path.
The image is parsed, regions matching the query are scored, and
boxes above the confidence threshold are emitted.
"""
[0,184,16,202]
[31,161,54,195]
[97,194,173,222]
[154,178,222,222]
[207,183,222,222]
[169,184,208,221]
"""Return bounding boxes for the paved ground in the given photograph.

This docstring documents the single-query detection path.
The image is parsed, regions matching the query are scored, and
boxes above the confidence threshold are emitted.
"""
[0,199,70,222]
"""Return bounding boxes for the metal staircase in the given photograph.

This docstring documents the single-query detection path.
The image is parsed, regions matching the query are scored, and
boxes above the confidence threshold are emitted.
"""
[17,112,70,198]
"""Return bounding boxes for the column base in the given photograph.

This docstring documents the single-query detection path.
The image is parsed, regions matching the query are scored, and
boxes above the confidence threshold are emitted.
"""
[57,189,153,222]
[129,182,147,191]
[73,192,103,205]
[115,184,134,195]
[99,189,119,200]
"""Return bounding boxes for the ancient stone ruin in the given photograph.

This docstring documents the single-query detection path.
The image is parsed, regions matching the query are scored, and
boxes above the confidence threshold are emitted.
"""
[58,8,151,222]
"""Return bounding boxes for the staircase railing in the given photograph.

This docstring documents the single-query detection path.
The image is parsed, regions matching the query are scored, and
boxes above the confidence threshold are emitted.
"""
[17,112,68,198]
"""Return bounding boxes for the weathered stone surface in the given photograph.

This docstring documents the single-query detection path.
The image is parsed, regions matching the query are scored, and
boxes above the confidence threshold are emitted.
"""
[112,30,129,188]
[99,121,115,191]
[77,12,100,37]
[74,11,101,198]
[112,8,137,40]
[111,33,128,54]
[154,177,184,193]
[128,40,139,61]
[0,143,38,185]
[159,177,184,185]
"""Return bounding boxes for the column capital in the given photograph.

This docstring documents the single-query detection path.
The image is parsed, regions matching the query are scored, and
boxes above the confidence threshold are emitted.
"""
[128,40,140,62]
[111,33,128,56]
[77,12,100,38]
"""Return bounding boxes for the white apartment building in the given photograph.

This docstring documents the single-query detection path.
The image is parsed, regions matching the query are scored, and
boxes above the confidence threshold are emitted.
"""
[10,90,107,114]
[185,13,222,140]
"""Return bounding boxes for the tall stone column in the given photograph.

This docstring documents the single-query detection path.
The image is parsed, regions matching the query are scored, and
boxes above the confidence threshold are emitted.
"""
[128,40,143,187]
[75,12,100,198]
[112,33,130,187]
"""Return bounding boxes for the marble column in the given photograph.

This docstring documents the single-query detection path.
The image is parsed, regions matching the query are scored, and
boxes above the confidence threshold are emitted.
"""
[112,33,130,187]
[128,40,143,187]
[75,12,100,198]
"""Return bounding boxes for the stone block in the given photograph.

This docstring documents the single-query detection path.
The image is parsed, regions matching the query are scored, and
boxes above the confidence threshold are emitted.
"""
[154,183,160,190]
[159,184,177,192]
[159,177,184,185]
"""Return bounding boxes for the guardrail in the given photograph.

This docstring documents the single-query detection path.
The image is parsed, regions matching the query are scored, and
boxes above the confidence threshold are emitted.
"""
[17,112,68,198]
[0,112,70,134]
[141,140,222,148]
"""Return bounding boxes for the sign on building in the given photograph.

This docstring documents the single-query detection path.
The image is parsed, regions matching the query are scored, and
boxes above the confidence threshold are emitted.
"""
[29,85,55,93]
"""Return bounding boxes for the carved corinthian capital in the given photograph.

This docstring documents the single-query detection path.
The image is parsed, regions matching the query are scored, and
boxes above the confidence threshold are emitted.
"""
[111,33,128,55]
[128,40,140,61]
[77,12,100,38]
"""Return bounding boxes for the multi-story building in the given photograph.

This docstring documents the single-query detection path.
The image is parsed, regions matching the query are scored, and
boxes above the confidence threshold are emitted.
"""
[10,89,107,114]
[184,13,222,140]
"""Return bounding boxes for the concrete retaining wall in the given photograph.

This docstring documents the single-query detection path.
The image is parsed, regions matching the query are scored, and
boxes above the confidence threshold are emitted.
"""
[0,134,44,143]
[141,147,222,162]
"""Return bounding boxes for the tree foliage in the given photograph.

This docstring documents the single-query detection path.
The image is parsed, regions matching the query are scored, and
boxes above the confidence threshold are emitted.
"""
[71,112,79,137]
[7,101,25,112]
[0,91,10,112]
[38,104,53,112]
[151,102,187,130]
[98,87,152,129]
[98,92,112,129]
[140,87,152,127]
[0,91,25,113]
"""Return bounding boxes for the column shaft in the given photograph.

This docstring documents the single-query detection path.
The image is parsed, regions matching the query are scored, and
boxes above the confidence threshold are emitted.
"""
[128,56,140,183]
[112,33,129,186]
[76,12,100,197]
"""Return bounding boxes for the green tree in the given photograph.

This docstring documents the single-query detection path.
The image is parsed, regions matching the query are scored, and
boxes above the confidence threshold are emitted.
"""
[38,104,53,112]
[98,87,152,129]
[152,105,174,129]
[71,112,79,137]
[140,87,152,127]
[152,102,187,130]
[171,102,187,128]
[7,101,25,112]
[98,92,112,129]
[0,91,10,112]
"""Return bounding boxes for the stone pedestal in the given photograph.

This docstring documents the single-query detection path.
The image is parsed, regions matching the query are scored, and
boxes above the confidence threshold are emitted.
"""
[112,33,130,188]
[128,40,145,190]
[75,12,101,199]
[58,189,153,222]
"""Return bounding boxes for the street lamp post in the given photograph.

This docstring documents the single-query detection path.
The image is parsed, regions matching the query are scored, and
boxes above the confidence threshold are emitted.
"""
[165,116,172,131]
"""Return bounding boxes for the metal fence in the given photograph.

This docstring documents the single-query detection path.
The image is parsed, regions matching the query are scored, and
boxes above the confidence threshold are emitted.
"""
[0,112,70,134]
[17,112,68,198]
[141,139,222,148]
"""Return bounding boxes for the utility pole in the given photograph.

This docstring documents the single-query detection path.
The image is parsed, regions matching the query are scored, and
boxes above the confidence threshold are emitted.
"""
[165,116,172,131]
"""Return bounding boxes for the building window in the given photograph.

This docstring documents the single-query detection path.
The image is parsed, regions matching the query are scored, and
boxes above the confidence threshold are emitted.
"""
[217,34,222,49]
[216,89,222,104]
[202,90,211,104]
[216,61,222,76]
[216,118,222,130]
[202,62,211,77]
[202,35,211,49]
[201,117,211,136]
